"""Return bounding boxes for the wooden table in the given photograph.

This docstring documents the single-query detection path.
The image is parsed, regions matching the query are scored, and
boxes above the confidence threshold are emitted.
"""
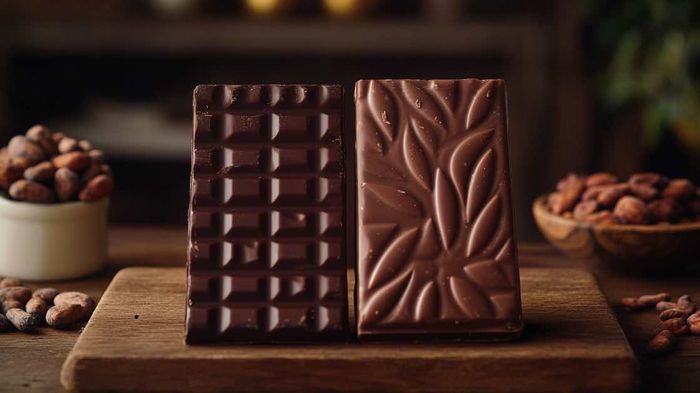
[1,226,697,393]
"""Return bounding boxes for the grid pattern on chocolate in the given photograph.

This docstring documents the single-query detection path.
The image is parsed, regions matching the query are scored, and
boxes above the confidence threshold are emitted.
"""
[355,79,522,338]
[186,84,348,342]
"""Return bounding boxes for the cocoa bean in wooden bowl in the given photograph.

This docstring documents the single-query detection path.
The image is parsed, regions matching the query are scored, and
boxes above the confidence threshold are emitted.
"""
[0,125,113,280]
[533,172,700,275]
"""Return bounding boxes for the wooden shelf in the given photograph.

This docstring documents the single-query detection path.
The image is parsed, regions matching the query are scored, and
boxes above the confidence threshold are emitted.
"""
[4,18,544,56]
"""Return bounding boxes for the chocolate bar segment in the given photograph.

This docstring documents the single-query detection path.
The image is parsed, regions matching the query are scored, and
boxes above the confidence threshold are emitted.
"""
[186,84,348,343]
[355,79,522,339]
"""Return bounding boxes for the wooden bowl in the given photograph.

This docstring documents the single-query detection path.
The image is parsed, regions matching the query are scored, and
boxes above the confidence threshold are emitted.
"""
[532,196,700,274]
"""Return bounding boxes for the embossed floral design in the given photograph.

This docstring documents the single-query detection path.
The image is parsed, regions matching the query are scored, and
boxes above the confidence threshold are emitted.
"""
[357,79,521,329]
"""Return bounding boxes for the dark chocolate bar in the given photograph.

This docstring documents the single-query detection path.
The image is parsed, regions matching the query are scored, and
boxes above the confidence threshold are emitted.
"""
[355,79,523,339]
[186,84,348,343]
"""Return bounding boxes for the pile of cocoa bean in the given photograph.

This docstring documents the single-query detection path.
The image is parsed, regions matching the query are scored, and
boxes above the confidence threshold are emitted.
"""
[0,125,113,204]
[547,172,700,224]
[0,277,95,332]
[621,292,699,355]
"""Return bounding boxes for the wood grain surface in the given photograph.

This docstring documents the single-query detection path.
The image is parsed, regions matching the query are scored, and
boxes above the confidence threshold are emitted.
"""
[60,267,635,393]
[1,227,698,393]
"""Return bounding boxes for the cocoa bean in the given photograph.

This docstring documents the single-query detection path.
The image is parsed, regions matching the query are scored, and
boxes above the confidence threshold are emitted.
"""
[663,179,696,201]
[54,291,95,320]
[621,293,671,310]
[32,288,60,303]
[688,312,700,335]
[54,167,80,201]
[0,160,23,190]
[613,196,650,224]
[582,185,605,201]
[7,136,45,166]
[5,308,38,332]
[629,172,668,188]
[585,172,618,188]
[583,210,617,224]
[25,125,51,142]
[630,182,659,201]
[2,300,24,313]
[553,174,586,213]
[573,200,598,220]
[58,137,80,154]
[46,304,83,329]
[52,152,90,172]
[648,330,675,355]
[79,174,113,202]
[597,183,630,208]
[656,317,689,336]
[647,198,681,223]
[656,301,677,312]
[677,295,696,314]
[660,308,690,321]
[0,286,32,303]
[23,161,56,183]
[26,125,58,156]
[9,179,56,203]
[11,156,33,170]
[25,297,50,320]
[81,163,102,184]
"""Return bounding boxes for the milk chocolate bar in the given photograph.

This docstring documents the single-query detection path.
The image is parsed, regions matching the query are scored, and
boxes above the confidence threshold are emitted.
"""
[355,79,523,339]
[186,84,348,343]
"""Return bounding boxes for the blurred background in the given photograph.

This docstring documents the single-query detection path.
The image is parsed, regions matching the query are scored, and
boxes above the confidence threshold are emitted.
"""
[0,0,697,240]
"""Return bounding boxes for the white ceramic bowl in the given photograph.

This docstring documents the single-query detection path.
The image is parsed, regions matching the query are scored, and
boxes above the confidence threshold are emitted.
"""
[0,196,109,281]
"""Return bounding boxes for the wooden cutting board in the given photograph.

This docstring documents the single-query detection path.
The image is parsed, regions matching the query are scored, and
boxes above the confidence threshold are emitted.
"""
[61,267,636,393]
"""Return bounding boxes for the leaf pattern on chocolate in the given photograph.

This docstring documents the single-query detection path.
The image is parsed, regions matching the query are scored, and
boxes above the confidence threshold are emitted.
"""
[367,80,397,143]
[465,80,495,130]
[463,260,510,290]
[401,81,447,139]
[433,169,459,250]
[477,216,512,259]
[365,182,422,217]
[409,118,438,153]
[414,218,441,259]
[357,118,386,155]
[495,237,516,286]
[362,270,414,325]
[415,281,439,321]
[360,223,397,263]
[489,292,516,319]
[466,193,501,257]
[357,79,519,332]
[448,276,493,319]
[495,237,513,262]
[448,128,494,203]
[403,123,432,190]
[465,148,495,222]
[430,80,461,113]
[368,227,419,291]
[385,272,421,324]
[361,156,405,183]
